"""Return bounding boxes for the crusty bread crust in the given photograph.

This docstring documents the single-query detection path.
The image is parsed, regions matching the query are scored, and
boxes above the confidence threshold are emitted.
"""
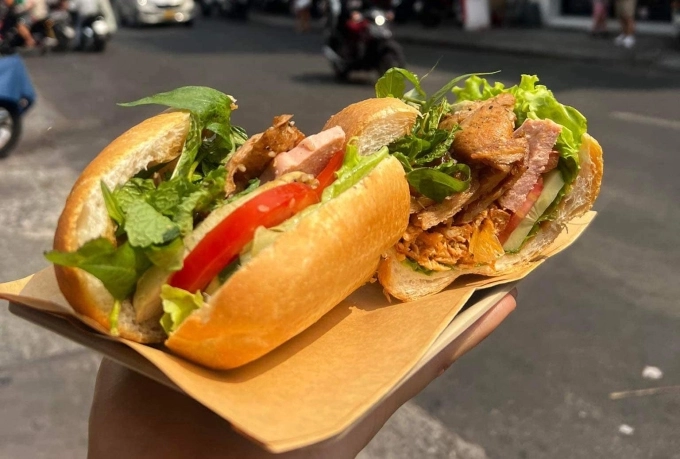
[51,101,415,356]
[324,98,419,155]
[166,157,410,369]
[378,133,604,301]
[53,111,191,342]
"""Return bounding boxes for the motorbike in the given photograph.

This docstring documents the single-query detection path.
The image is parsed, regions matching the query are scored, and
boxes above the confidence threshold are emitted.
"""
[0,11,59,54]
[0,54,35,158]
[73,12,110,51]
[323,0,405,80]
[49,7,76,50]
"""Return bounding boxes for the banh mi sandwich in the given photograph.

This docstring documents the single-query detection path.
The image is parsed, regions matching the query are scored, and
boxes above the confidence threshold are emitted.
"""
[324,70,602,301]
[45,86,414,370]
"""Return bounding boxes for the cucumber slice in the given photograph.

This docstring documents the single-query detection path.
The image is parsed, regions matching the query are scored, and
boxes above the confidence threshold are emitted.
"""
[502,170,565,252]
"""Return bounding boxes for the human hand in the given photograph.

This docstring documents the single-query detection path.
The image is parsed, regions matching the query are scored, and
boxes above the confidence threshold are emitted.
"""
[88,290,517,459]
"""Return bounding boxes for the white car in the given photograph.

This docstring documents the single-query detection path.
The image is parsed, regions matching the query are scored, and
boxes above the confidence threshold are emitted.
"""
[114,0,196,26]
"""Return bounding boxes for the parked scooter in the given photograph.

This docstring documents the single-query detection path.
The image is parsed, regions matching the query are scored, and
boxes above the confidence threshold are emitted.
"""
[47,0,76,50]
[0,54,35,158]
[323,0,404,80]
[0,1,61,55]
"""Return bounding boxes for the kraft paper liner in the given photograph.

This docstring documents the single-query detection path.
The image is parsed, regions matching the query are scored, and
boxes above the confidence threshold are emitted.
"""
[0,211,595,453]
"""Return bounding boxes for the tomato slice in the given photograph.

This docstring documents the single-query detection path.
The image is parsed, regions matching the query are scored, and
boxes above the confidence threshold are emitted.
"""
[170,149,345,292]
[169,182,319,292]
[315,149,345,195]
[498,177,544,245]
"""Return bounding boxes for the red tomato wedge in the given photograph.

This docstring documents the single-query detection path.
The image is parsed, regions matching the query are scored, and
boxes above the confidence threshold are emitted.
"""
[315,149,345,195]
[169,182,319,292]
[498,177,544,245]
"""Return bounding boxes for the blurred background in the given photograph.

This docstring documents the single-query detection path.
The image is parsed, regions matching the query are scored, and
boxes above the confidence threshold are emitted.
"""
[0,0,679,456]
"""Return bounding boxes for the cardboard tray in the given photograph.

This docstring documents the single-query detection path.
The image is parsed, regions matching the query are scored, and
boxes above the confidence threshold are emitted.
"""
[0,211,595,452]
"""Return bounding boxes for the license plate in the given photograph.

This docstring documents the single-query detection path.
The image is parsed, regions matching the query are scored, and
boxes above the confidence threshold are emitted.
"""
[163,9,177,20]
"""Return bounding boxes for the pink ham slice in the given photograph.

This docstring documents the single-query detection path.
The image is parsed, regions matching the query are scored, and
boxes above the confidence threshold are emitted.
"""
[260,126,346,182]
[499,119,562,212]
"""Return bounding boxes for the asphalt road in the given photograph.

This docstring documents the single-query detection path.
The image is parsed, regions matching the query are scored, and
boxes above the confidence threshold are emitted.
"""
[1,16,679,459]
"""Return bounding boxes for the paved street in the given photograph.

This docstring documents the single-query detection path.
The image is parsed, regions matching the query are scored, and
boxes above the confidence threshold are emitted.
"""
[1,16,679,458]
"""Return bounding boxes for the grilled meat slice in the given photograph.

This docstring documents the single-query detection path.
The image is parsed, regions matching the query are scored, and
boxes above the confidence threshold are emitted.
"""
[499,119,562,212]
[225,115,305,195]
[413,179,479,230]
[451,94,528,172]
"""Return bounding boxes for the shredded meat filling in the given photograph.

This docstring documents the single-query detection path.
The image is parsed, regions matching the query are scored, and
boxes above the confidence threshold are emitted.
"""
[396,208,509,271]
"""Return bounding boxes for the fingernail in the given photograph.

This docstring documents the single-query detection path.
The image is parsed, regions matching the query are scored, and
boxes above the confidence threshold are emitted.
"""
[510,288,518,299]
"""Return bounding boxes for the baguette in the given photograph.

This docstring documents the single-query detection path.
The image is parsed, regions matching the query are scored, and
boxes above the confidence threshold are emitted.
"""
[325,81,603,302]
[377,133,603,301]
[51,99,416,368]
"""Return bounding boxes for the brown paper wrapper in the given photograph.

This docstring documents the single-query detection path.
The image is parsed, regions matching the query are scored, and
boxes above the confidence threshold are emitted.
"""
[0,211,595,452]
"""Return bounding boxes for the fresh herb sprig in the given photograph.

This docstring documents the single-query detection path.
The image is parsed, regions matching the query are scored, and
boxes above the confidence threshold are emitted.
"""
[47,87,249,309]
[375,68,496,202]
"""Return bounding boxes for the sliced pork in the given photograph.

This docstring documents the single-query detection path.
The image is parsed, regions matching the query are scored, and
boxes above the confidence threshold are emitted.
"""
[260,126,346,182]
[225,115,305,196]
[450,94,528,172]
[498,119,562,212]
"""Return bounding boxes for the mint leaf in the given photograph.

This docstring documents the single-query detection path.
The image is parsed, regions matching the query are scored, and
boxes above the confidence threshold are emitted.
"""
[375,68,426,102]
[114,178,156,212]
[123,200,181,248]
[45,239,149,300]
[120,86,245,180]
[101,182,125,227]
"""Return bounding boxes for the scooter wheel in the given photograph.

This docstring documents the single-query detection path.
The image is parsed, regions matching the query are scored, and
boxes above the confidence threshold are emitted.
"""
[0,104,22,159]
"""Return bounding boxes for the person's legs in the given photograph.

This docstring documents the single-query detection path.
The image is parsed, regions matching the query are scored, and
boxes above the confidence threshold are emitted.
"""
[16,18,36,47]
[615,0,636,46]
[300,7,310,32]
[591,0,608,35]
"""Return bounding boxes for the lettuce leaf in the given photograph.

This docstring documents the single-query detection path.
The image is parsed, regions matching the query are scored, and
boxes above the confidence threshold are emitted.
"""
[159,285,204,334]
[321,141,389,201]
[108,299,121,336]
[452,75,587,184]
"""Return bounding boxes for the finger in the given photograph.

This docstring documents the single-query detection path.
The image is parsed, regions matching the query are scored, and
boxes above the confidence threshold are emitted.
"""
[449,288,517,361]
